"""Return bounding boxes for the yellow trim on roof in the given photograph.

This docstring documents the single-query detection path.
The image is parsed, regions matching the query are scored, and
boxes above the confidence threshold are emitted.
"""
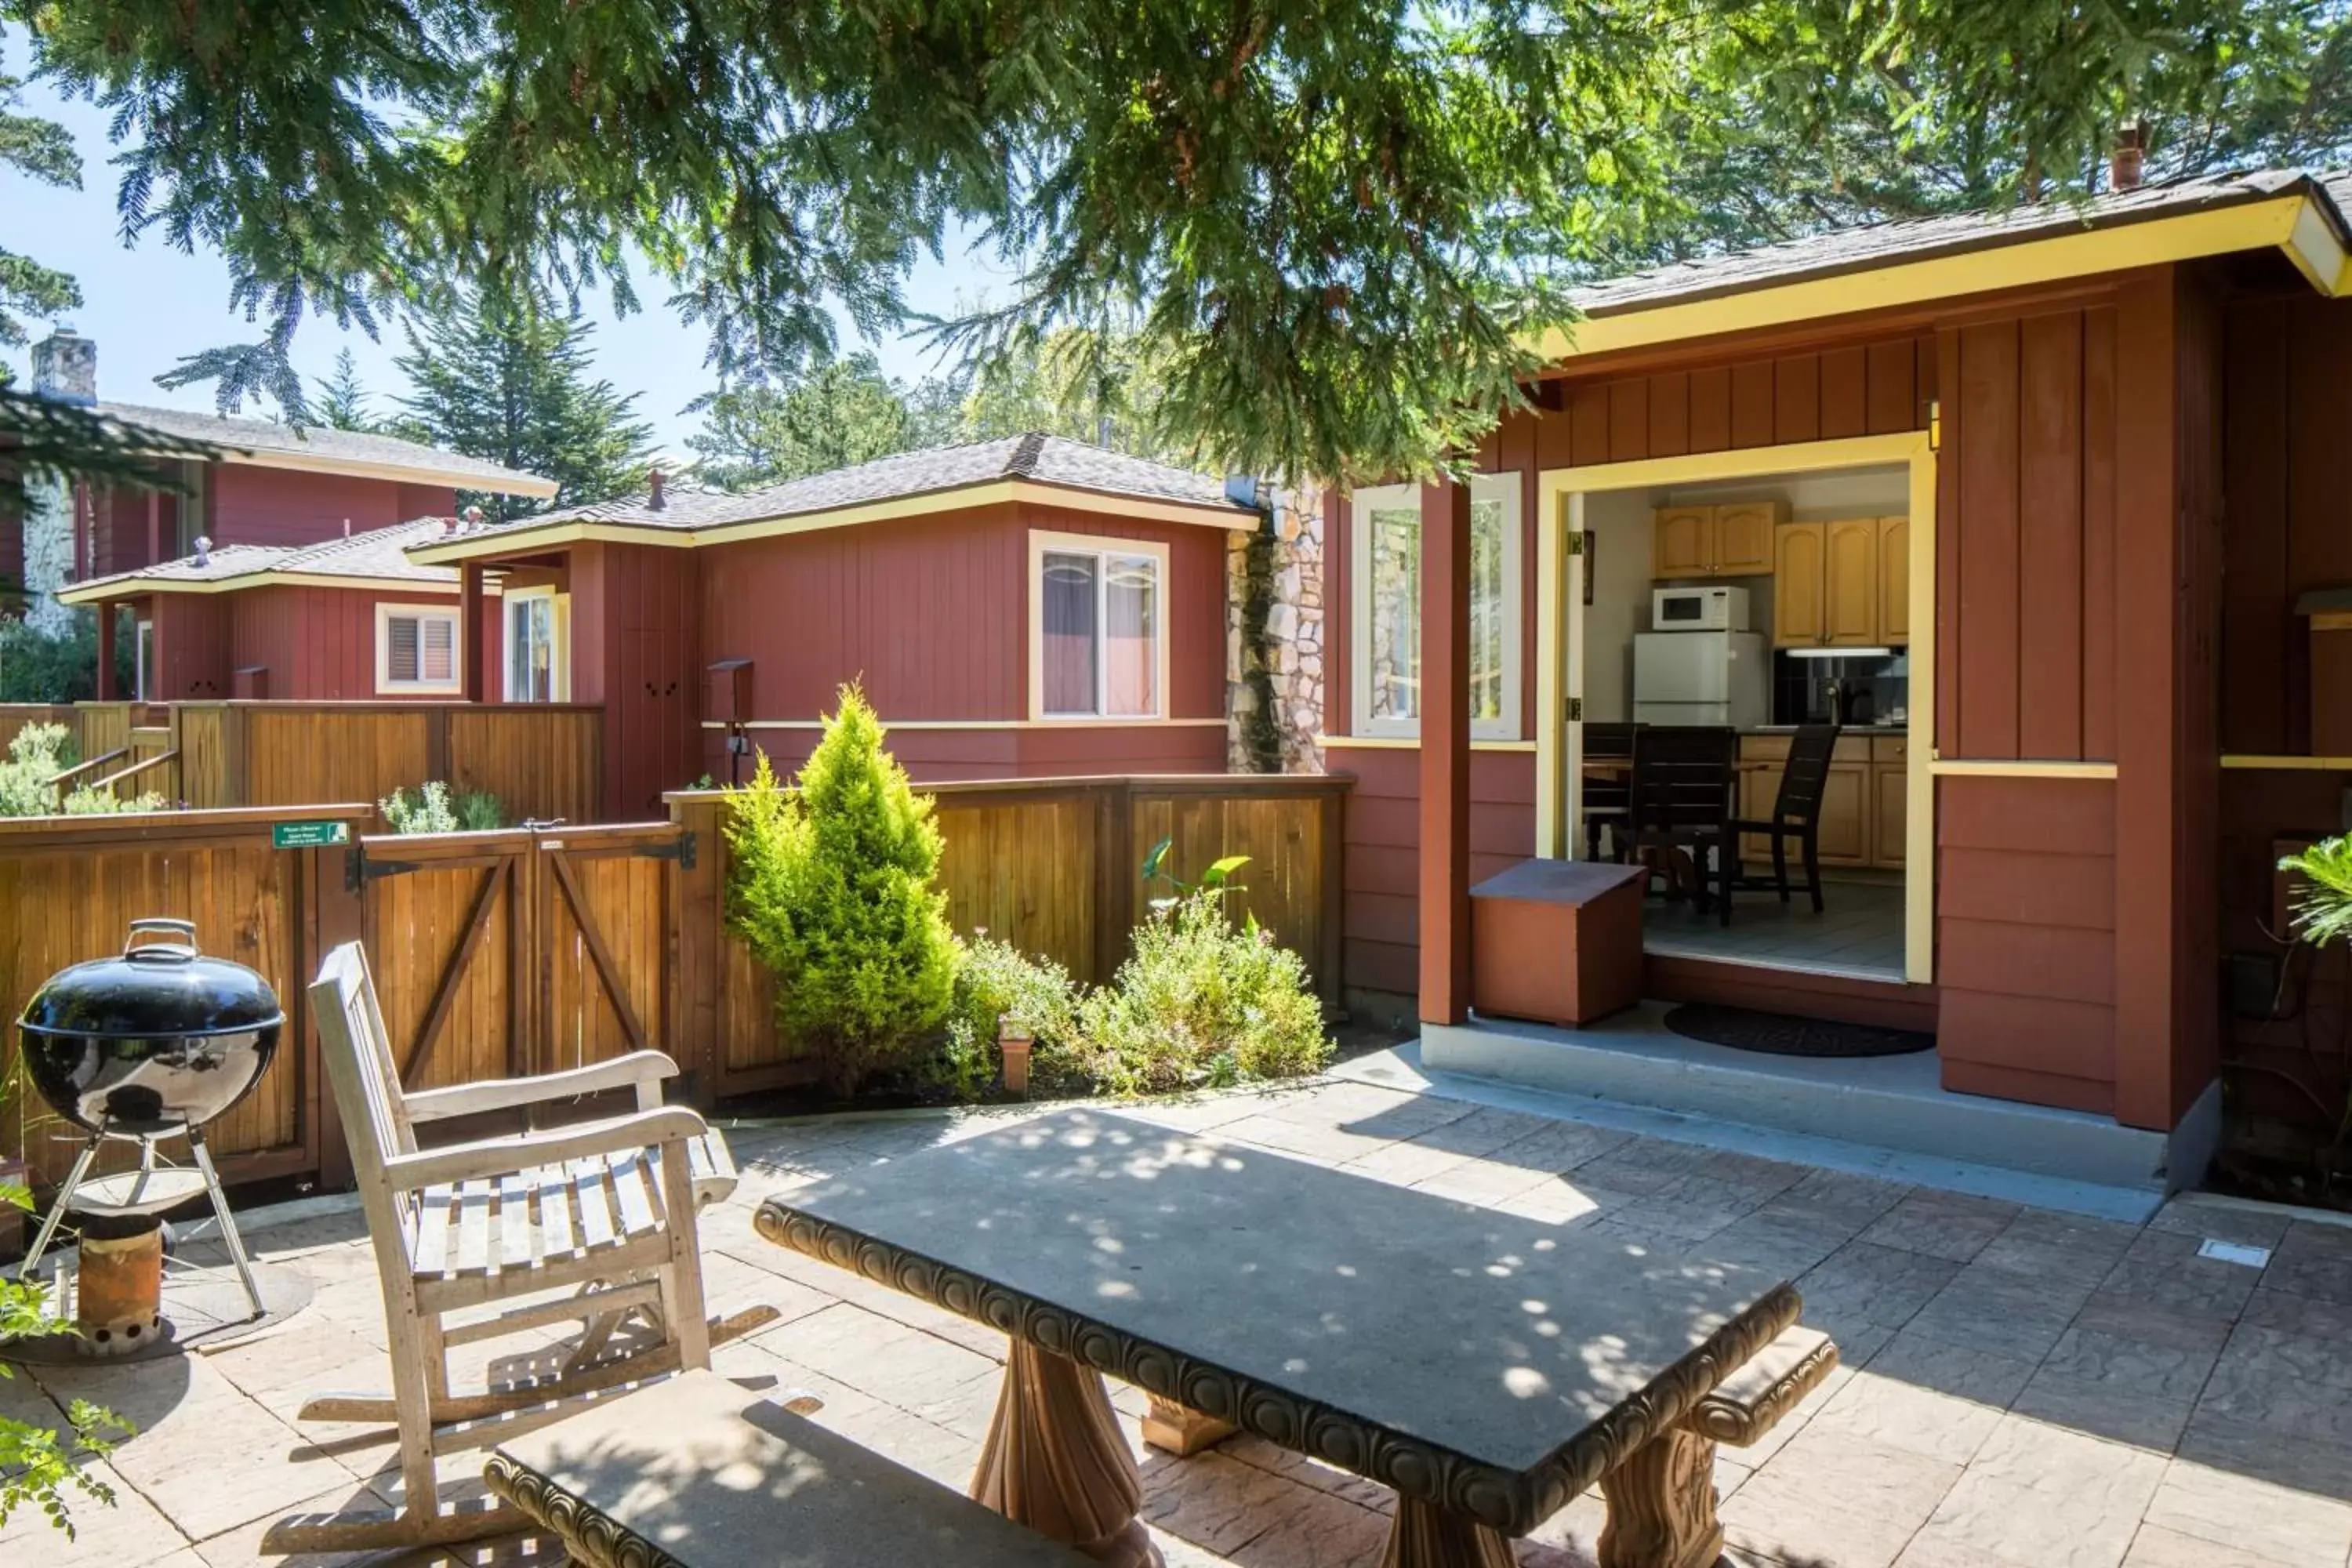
[58,572,486,604]
[1532,194,2340,363]
[405,477,1248,564]
[223,445,558,498]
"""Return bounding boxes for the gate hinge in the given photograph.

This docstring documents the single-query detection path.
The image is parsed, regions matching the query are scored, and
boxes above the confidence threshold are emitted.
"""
[638,830,698,871]
[346,847,423,891]
[1566,697,1583,722]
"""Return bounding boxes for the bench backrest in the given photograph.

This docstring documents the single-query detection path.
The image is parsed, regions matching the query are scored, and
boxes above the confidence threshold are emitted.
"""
[310,942,424,1252]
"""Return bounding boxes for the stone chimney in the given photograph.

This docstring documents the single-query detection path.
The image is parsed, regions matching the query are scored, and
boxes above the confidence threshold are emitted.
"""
[2110,125,2146,194]
[31,328,97,405]
[20,329,98,635]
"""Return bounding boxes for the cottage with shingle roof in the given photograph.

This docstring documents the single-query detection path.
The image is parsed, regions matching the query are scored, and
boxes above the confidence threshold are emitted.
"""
[408,431,1259,816]
[12,329,555,698]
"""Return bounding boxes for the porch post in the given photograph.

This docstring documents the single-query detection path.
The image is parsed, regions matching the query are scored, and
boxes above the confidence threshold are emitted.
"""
[95,599,118,702]
[460,561,487,703]
[1418,474,1472,1025]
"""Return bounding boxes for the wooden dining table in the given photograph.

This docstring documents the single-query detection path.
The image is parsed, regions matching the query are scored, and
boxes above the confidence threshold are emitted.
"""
[754,1109,1813,1568]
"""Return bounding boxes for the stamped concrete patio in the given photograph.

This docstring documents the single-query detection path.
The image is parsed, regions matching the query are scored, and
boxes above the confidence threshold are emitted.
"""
[8,1076,2352,1568]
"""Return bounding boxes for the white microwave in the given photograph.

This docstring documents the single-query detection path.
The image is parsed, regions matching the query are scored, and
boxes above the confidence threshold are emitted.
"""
[1652,584,1751,632]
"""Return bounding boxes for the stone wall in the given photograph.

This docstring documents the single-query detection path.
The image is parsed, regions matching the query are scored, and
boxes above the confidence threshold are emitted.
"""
[1225,486,1324,774]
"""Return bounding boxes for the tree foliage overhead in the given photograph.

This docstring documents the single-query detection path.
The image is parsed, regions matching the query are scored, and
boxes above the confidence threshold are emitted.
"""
[0,47,78,368]
[13,1,2350,480]
[392,285,653,521]
[687,354,931,492]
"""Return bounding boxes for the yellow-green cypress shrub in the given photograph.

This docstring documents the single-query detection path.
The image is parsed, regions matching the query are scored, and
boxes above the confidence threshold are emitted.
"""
[724,687,959,1092]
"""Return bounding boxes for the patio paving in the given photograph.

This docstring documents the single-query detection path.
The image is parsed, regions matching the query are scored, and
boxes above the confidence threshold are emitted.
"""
[7,1078,2352,1568]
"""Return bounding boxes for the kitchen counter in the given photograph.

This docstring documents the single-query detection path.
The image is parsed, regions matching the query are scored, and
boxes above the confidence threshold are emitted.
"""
[1743,723,1908,734]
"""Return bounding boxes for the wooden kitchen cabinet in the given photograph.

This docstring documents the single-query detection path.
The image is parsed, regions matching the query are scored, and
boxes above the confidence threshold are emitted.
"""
[1773,523,1828,647]
[1713,502,1780,575]
[1824,520,1881,645]
[1873,754,1908,866]
[1876,517,1910,644]
[1817,734,1871,865]
[1653,506,1714,578]
[1653,500,1787,579]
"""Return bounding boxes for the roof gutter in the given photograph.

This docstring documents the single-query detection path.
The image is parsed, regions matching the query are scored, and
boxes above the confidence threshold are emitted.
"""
[221,446,560,498]
[57,570,473,604]
[1529,184,2352,365]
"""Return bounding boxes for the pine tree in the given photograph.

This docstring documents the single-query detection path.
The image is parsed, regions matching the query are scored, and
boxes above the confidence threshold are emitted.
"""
[685,354,918,490]
[0,54,81,369]
[395,287,654,521]
[724,686,960,1093]
[314,348,374,431]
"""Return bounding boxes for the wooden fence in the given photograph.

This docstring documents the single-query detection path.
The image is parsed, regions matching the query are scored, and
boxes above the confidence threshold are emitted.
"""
[0,804,373,1192]
[0,701,604,823]
[667,774,1352,1096]
[1,772,1350,1194]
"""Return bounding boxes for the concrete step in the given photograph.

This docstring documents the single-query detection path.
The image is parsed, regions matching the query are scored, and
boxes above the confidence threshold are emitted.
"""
[1348,1003,2212,1220]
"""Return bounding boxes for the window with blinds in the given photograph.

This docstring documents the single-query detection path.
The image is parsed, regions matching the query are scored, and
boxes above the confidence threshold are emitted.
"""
[378,607,461,692]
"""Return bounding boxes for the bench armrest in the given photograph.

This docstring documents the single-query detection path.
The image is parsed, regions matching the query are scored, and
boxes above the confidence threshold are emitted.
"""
[383,1105,708,1192]
[403,1051,681,1123]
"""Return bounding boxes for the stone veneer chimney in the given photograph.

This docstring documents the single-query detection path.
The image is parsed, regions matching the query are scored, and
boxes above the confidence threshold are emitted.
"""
[2110,125,2146,194]
[21,328,98,634]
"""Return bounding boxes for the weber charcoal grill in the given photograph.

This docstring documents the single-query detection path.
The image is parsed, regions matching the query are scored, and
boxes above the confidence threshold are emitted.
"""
[15,920,281,1350]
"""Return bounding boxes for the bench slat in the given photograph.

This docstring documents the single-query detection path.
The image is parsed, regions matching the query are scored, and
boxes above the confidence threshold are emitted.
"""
[499,1171,536,1271]
[571,1159,616,1251]
[608,1151,659,1237]
[534,1163,578,1260]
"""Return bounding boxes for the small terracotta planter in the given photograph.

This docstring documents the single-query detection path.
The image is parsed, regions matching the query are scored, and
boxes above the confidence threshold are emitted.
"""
[998,1022,1033,1098]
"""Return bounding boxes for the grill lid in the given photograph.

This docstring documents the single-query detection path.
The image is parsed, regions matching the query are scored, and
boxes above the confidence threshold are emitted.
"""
[19,920,285,1040]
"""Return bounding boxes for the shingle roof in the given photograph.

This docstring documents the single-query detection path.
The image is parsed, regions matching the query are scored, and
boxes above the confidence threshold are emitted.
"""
[95,401,554,495]
[425,432,1249,546]
[1566,168,2345,319]
[67,519,459,598]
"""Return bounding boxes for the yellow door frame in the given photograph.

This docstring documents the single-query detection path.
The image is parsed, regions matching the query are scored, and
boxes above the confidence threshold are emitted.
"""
[1534,430,1938,985]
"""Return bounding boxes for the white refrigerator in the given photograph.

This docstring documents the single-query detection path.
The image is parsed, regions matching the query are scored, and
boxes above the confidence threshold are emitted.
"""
[1632,630,1768,728]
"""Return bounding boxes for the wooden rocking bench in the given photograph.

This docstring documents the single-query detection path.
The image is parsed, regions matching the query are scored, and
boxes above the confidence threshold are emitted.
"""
[485,1368,1094,1568]
[267,942,786,1553]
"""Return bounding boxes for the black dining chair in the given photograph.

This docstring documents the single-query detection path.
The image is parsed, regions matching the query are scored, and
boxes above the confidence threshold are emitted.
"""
[1628,725,1739,925]
[1731,722,1841,913]
[1581,721,1641,862]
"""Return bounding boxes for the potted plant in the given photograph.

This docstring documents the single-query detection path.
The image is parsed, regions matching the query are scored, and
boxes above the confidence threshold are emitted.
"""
[2280,835,2352,1170]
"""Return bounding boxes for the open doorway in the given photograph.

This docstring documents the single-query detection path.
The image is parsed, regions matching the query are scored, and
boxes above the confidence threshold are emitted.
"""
[1537,434,1936,990]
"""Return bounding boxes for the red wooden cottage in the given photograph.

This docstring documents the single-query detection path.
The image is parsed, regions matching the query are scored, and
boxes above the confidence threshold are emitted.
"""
[405,434,1257,818]
[1324,166,2352,1194]
[13,329,553,699]
[59,521,506,702]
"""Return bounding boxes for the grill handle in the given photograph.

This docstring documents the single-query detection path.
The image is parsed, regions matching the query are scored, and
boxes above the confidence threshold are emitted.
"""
[123,918,201,963]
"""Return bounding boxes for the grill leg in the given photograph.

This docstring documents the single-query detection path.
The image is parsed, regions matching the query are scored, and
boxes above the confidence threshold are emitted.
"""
[187,1129,265,1319]
[17,1131,103,1285]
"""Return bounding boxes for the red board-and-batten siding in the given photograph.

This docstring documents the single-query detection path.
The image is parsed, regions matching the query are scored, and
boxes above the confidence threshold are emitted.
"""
[1334,280,2222,1128]
[691,499,1229,784]
[140,584,502,702]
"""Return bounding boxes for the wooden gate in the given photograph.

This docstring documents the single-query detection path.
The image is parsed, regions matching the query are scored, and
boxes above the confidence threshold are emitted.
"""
[353,822,691,1093]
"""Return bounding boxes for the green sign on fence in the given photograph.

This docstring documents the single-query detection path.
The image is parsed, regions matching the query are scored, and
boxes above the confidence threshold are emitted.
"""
[272,820,353,849]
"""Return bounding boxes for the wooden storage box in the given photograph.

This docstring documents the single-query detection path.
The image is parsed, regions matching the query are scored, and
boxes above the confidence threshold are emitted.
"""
[1469,858,1646,1027]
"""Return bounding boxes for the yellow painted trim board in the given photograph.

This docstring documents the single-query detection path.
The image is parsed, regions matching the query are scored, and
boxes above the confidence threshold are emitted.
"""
[408,479,1249,564]
[1528,195,2336,363]
[225,445,558,498]
[2221,754,2352,771]
[715,717,1226,732]
[1929,759,2118,779]
[1535,429,1937,985]
[59,572,484,604]
[1319,735,1539,753]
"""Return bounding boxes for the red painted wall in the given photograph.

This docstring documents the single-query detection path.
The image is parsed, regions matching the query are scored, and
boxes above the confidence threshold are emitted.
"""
[147,594,234,700]
[208,466,446,549]
[1324,284,2230,1128]
[571,541,702,818]
[691,498,1231,783]
[224,584,485,701]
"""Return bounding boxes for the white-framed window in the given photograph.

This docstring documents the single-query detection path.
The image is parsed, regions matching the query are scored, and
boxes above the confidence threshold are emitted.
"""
[503,586,570,702]
[375,603,462,695]
[1028,530,1169,720]
[134,619,154,702]
[1348,476,1523,740]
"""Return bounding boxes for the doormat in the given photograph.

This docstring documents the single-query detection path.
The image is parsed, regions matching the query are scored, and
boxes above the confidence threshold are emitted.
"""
[1664,1004,1933,1058]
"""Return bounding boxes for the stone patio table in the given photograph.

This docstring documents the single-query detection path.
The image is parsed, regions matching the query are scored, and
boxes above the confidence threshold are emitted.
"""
[754,1109,1803,1568]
